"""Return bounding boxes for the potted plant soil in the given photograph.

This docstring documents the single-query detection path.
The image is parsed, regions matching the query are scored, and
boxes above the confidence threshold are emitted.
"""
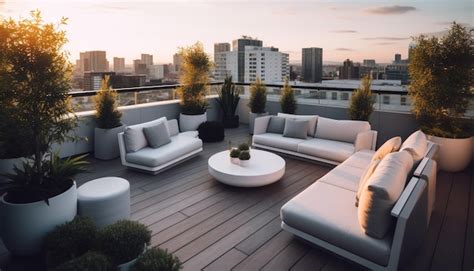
[97,220,152,271]
[0,12,88,256]
[280,78,297,114]
[349,75,375,121]
[177,42,211,131]
[409,22,473,172]
[93,76,125,160]
[217,75,241,128]
[248,78,268,134]
[134,247,182,271]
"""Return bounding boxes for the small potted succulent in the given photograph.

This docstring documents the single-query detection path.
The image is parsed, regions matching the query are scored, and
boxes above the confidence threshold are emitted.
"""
[134,247,182,271]
[229,148,241,165]
[239,151,251,167]
[238,143,250,152]
[97,220,152,271]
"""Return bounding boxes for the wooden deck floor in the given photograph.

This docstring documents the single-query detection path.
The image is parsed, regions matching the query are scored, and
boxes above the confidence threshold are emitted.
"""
[1,126,473,271]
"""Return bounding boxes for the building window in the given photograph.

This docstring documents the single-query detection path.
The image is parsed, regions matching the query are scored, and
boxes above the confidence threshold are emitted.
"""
[341,93,349,100]
[331,92,338,100]
[383,95,390,104]
[400,96,407,105]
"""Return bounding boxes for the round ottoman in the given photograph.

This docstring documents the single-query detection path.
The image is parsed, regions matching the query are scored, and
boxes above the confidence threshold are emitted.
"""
[77,177,130,228]
[198,121,225,142]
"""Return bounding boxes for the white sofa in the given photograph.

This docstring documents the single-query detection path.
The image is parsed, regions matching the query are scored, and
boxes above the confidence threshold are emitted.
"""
[118,117,203,174]
[252,114,378,165]
[280,132,439,271]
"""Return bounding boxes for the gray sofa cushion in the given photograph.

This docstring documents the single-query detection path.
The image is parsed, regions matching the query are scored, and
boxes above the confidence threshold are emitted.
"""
[283,119,308,139]
[277,113,318,137]
[253,133,305,152]
[356,159,381,207]
[267,116,286,134]
[123,117,168,152]
[341,150,374,169]
[315,117,370,143]
[297,138,355,163]
[281,181,392,266]
[143,122,171,148]
[125,135,202,167]
[358,151,414,239]
[319,163,365,192]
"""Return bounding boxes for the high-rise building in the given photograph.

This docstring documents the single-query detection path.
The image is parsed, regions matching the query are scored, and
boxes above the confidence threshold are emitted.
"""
[141,54,153,66]
[339,59,360,79]
[363,59,376,67]
[148,65,164,80]
[243,46,289,83]
[77,51,109,74]
[173,53,183,72]
[133,59,148,75]
[83,72,115,91]
[214,42,231,80]
[113,57,125,73]
[232,36,263,82]
[394,53,402,64]
[301,47,323,83]
[385,64,409,84]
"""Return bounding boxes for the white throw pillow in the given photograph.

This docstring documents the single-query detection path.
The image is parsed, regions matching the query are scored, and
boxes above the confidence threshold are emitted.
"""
[315,117,370,143]
[355,159,381,207]
[277,113,318,137]
[358,151,414,239]
[400,130,427,163]
[372,136,402,162]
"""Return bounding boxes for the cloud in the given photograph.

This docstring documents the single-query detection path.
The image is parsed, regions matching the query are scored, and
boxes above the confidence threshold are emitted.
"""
[334,48,353,51]
[363,37,409,41]
[374,42,398,45]
[366,5,416,15]
[331,30,358,33]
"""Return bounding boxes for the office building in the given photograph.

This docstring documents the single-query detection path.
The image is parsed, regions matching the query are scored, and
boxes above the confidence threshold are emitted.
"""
[173,53,183,72]
[110,74,146,88]
[83,72,115,91]
[363,59,376,67]
[385,64,409,84]
[243,46,289,83]
[232,36,263,82]
[76,51,109,74]
[302,47,323,83]
[113,57,125,73]
[141,54,153,66]
[148,65,164,80]
[133,59,148,75]
[394,53,402,64]
[339,59,360,79]
[214,43,231,80]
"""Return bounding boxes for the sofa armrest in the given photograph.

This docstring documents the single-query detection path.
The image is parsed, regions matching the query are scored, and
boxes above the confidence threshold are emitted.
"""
[354,130,377,151]
[167,119,180,136]
[253,116,271,135]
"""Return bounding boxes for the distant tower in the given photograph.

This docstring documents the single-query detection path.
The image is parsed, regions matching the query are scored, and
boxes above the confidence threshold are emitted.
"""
[302,47,323,83]
[394,53,402,64]
[232,36,263,82]
[214,43,231,80]
[113,57,125,73]
[141,54,153,66]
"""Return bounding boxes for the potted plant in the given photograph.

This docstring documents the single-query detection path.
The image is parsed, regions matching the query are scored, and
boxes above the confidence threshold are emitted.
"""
[97,220,152,271]
[280,78,297,114]
[229,148,241,165]
[0,12,88,256]
[217,75,241,128]
[409,22,473,172]
[239,151,251,167]
[134,247,182,271]
[53,251,111,271]
[93,76,125,160]
[177,42,211,132]
[349,75,375,121]
[248,78,268,134]
[238,143,250,152]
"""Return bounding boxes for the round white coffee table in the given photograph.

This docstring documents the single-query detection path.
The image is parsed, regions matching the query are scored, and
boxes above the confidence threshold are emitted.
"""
[208,149,285,187]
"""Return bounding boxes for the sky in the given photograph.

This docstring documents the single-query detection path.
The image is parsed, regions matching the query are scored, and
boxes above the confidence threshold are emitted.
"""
[0,0,472,64]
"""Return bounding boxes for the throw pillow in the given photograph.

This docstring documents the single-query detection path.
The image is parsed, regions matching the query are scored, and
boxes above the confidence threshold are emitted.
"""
[277,113,318,137]
[355,159,381,207]
[123,127,148,153]
[371,137,402,162]
[143,122,171,148]
[283,119,309,139]
[400,130,427,163]
[267,116,286,134]
[358,151,414,239]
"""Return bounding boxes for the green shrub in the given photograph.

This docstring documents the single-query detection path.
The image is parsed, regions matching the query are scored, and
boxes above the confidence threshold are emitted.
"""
[280,78,297,114]
[238,143,250,151]
[94,76,122,129]
[53,251,111,271]
[45,216,97,268]
[217,75,241,125]
[248,78,267,114]
[239,151,251,160]
[97,220,151,265]
[230,148,241,158]
[134,247,182,271]
[349,75,374,121]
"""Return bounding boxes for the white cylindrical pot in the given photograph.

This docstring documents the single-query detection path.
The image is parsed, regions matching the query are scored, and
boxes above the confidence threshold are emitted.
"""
[428,135,473,172]
[179,112,207,132]
[230,157,240,165]
[249,112,269,134]
[94,124,126,160]
[0,181,77,256]
[239,160,250,167]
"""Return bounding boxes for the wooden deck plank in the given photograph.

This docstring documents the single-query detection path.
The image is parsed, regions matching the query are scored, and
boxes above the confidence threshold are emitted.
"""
[463,165,474,271]
[261,239,309,271]
[235,217,282,255]
[291,248,330,271]
[203,248,247,271]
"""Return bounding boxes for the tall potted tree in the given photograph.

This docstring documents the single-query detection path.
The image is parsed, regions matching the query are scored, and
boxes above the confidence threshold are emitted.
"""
[248,78,268,134]
[409,22,473,172]
[93,76,125,160]
[177,42,211,131]
[0,11,87,255]
[349,75,375,121]
[280,78,297,114]
[217,75,241,128]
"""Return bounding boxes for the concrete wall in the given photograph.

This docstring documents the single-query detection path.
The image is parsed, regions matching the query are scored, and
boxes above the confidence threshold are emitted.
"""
[54,97,222,157]
[236,96,421,148]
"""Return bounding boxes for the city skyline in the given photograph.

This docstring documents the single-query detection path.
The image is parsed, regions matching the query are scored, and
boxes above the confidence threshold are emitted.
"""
[0,0,471,64]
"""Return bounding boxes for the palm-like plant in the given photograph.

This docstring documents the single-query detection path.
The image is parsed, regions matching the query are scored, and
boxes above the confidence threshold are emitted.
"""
[217,76,241,128]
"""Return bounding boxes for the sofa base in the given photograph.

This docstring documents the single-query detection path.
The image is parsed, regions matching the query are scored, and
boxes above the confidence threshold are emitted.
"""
[252,143,341,166]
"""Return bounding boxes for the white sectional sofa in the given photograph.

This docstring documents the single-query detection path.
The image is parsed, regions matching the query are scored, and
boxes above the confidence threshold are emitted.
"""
[118,117,203,174]
[280,130,439,270]
[252,113,378,165]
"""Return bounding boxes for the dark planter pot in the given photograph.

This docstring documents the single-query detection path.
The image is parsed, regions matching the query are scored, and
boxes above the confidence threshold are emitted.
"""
[198,121,225,143]
[222,115,239,129]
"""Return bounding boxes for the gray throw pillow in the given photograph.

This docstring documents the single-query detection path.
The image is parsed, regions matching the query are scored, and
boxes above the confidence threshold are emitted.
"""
[123,127,148,153]
[143,122,171,148]
[283,119,308,139]
[267,116,285,134]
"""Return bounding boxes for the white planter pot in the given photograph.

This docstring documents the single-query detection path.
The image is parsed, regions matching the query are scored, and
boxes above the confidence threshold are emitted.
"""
[94,124,126,160]
[0,181,77,256]
[239,160,250,167]
[249,112,269,134]
[427,135,473,172]
[117,257,138,271]
[0,157,27,176]
[179,112,207,132]
[230,157,240,165]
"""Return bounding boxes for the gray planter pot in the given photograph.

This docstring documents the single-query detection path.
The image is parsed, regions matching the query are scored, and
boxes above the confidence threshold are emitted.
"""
[179,112,207,132]
[94,124,126,160]
[249,112,269,134]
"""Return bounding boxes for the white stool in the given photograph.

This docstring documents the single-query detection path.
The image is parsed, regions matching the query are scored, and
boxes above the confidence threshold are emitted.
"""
[77,177,130,228]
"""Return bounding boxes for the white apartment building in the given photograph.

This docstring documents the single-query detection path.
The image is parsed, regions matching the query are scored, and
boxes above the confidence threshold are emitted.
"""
[244,46,289,83]
[148,64,164,80]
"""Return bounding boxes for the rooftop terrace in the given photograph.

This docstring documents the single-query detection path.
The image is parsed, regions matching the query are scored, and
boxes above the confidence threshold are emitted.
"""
[1,126,472,271]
